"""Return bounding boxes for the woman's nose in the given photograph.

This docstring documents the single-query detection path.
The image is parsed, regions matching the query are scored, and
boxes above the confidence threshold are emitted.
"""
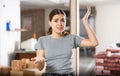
[58,21,62,25]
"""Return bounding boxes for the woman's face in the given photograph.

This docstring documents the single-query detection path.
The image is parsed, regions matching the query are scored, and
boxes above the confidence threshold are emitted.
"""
[49,14,66,34]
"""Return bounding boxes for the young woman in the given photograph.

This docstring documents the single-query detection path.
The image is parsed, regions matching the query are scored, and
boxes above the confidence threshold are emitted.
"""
[31,6,98,76]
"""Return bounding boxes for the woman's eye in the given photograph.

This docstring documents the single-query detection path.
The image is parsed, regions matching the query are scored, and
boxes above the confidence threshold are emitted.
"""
[61,19,65,22]
[54,20,58,22]
[54,19,58,22]
[53,19,65,22]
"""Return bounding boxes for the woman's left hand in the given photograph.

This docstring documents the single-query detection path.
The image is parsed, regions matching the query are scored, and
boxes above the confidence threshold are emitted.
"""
[80,5,99,47]
[82,5,91,22]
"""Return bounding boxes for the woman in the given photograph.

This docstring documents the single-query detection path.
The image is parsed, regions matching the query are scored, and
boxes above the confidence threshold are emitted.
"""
[31,6,98,76]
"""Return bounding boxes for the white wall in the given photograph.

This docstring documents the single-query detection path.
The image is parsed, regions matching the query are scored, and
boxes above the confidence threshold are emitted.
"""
[0,0,20,66]
[96,5,120,53]
[0,2,2,57]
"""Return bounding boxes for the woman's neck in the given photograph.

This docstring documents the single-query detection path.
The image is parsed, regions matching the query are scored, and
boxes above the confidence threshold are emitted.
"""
[51,32,62,38]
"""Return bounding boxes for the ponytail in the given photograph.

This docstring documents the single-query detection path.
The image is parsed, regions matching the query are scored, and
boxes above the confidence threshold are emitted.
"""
[47,27,52,35]
[62,31,69,36]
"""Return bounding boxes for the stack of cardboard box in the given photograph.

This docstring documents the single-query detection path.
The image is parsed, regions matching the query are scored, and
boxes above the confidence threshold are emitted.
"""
[95,48,120,75]
[10,58,44,76]
[11,58,30,76]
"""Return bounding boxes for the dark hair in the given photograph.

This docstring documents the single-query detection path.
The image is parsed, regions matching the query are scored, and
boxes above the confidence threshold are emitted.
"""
[47,9,69,36]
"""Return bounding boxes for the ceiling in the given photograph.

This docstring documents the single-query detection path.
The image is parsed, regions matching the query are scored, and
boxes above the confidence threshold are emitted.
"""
[20,0,120,10]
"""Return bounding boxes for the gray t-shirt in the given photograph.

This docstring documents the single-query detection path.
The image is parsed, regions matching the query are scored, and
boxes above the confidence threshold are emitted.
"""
[35,34,83,74]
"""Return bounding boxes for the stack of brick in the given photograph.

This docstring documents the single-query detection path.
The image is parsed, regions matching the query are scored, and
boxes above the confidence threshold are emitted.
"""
[94,48,120,75]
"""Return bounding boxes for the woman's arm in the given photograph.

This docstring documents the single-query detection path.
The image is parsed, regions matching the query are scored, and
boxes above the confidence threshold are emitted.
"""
[36,49,45,58]
[80,6,99,47]
[31,49,45,70]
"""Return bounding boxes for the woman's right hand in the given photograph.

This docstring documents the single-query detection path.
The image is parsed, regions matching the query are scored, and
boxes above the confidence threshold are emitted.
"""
[31,57,45,70]
[31,56,45,63]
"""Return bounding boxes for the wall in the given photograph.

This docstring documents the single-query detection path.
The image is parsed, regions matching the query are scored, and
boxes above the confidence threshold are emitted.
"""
[44,9,52,34]
[96,5,120,53]
[21,9,45,41]
[0,0,20,66]
[0,2,1,66]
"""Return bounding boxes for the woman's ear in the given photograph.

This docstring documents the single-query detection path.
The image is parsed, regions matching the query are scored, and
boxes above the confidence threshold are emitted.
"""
[49,21,52,27]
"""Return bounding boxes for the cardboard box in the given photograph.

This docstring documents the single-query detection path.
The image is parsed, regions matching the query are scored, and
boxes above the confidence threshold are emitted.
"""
[23,69,43,76]
[23,70,35,76]
[0,67,11,76]
[10,71,23,76]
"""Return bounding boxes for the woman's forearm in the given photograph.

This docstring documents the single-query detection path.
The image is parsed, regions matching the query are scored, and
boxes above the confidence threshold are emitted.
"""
[82,20,98,46]
[34,50,46,70]
[81,6,99,47]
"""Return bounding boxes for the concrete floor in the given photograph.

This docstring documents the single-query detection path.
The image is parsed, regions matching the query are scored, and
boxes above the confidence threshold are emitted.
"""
[79,57,95,76]
[79,48,95,76]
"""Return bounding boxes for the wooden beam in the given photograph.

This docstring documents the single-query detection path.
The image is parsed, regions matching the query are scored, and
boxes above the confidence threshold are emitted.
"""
[70,0,80,76]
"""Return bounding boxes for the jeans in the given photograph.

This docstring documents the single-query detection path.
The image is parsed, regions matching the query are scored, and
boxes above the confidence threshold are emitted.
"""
[42,72,75,76]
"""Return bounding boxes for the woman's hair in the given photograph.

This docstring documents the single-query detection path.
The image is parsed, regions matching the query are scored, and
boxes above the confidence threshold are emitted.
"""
[47,9,69,36]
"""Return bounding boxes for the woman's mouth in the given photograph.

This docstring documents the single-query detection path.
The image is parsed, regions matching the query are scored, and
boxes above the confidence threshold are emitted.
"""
[56,27,63,30]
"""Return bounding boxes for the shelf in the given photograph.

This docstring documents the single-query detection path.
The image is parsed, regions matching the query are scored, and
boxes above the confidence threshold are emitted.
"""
[6,28,28,32]
[14,51,36,60]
